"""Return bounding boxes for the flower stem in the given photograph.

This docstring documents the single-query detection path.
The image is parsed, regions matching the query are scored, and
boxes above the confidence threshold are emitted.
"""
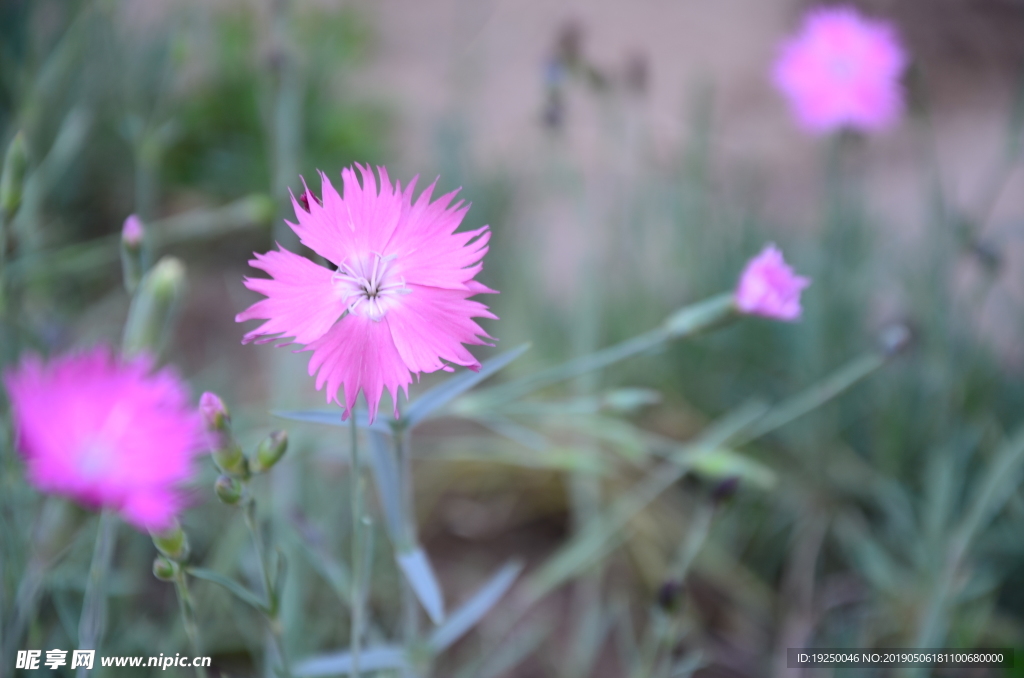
[349,416,364,678]
[393,428,419,667]
[172,571,209,678]
[76,510,118,678]
[243,497,291,678]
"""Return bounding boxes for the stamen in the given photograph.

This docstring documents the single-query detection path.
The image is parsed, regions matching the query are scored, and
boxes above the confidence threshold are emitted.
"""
[331,252,408,321]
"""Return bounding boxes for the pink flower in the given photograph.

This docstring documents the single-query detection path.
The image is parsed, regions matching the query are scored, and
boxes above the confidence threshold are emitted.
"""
[735,244,811,321]
[122,214,144,247]
[236,165,497,423]
[772,6,907,134]
[3,348,204,531]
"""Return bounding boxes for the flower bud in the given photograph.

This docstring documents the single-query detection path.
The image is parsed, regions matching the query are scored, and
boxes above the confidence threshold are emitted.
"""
[120,214,146,293]
[878,322,913,358]
[214,474,243,505]
[0,132,29,222]
[200,392,248,477]
[151,522,190,562]
[152,555,179,581]
[199,391,230,430]
[601,388,661,413]
[710,476,741,505]
[252,430,288,473]
[656,580,685,613]
[122,256,186,357]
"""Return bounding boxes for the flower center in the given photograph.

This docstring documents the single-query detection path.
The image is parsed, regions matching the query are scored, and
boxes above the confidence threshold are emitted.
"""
[828,55,856,81]
[333,252,410,321]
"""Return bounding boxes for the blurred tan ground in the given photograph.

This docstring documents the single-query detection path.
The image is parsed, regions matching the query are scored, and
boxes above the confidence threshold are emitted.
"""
[341,0,1024,363]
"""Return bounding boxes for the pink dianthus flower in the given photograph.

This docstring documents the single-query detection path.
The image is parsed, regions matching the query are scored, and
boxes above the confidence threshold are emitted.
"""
[735,244,811,321]
[773,6,907,134]
[236,165,497,423]
[3,348,204,531]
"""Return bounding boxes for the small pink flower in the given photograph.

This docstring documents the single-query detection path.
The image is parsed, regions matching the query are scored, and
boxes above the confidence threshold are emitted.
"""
[773,6,907,134]
[3,348,203,531]
[735,244,811,321]
[122,214,144,247]
[236,165,497,423]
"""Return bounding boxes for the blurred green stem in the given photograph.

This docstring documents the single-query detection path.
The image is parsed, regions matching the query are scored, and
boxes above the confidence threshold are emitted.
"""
[633,503,713,678]
[349,417,364,678]
[736,353,886,445]
[172,571,209,678]
[76,510,118,678]
[243,497,291,678]
[477,293,735,406]
[393,428,419,668]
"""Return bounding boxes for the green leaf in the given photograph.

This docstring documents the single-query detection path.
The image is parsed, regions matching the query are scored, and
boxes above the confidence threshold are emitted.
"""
[403,343,531,428]
[293,645,408,677]
[428,561,524,652]
[185,567,268,613]
[367,430,445,623]
[523,403,767,603]
[397,547,445,625]
[271,408,390,433]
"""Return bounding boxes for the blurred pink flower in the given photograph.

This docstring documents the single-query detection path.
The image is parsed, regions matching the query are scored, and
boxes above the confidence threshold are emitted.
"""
[237,165,496,423]
[773,6,907,134]
[3,348,203,531]
[735,244,811,321]
[122,214,144,247]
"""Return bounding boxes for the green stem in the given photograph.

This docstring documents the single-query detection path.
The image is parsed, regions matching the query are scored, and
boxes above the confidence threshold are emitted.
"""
[243,497,291,678]
[394,429,419,664]
[76,511,118,678]
[349,417,364,678]
[173,572,209,678]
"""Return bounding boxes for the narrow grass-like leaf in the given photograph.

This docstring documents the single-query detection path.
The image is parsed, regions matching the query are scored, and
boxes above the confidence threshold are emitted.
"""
[186,567,268,612]
[403,343,531,428]
[286,518,352,605]
[523,403,766,603]
[272,408,391,433]
[428,560,524,652]
[367,429,406,544]
[455,617,554,678]
[367,430,446,623]
[397,547,445,625]
[293,645,408,677]
[473,415,550,451]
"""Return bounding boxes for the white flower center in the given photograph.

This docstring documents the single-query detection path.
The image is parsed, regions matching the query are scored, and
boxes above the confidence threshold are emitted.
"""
[333,252,410,321]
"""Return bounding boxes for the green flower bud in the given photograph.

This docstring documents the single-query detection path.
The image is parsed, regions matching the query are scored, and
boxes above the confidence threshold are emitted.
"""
[0,132,29,222]
[152,555,179,581]
[151,522,190,562]
[122,256,186,358]
[252,430,288,473]
[601,388,661,413]
[214,474,243,505]
[120,214,146,294]
[200,392,248,477]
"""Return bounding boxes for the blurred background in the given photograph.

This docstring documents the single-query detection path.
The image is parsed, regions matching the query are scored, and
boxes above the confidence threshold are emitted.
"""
[3,0,1024,676]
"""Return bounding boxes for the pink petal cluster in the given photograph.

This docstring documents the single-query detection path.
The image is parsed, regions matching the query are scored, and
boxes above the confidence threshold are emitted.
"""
[3,348,204,531]
[772,6,907,134]
[735,244,811,321]
[237,165,496,423]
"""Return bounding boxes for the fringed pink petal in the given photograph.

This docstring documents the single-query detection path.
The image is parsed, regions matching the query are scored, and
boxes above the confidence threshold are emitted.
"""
[235,246,345,345]
[304,313,413,423]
